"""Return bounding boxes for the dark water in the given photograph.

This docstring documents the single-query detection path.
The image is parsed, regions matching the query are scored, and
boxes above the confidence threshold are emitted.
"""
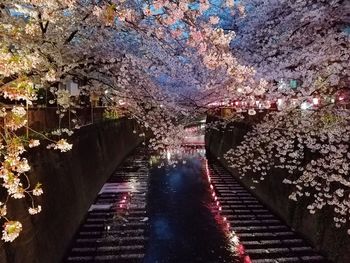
[144,150,239,263]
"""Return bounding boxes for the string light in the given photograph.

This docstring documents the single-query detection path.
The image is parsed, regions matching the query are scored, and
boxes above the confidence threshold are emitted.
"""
[244,255,252,263]
[248,109,256,115]
[300,101,310,110]
[277,98,285,111]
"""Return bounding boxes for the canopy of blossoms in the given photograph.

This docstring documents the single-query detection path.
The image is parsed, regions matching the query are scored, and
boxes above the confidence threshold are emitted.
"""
[0,0,349,242]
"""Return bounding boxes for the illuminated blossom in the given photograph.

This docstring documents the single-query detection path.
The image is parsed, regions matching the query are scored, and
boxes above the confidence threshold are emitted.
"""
[33,185,44,196]
[0,203,7,217]
[28,205,42,215]
[29,140,40,148]
[11,106,26,118]
[2,221,22,242]
[56,90,71,109]
[209,16,219,25]
[0,0,348,242]
[49,139,73,152]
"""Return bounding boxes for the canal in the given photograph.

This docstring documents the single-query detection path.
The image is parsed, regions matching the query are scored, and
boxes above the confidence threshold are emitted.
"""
[66,146,327,262]
[144,148,239,262]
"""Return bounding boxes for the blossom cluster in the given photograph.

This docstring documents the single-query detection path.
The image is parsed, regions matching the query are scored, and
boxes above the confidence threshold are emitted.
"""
[224,107,350,233]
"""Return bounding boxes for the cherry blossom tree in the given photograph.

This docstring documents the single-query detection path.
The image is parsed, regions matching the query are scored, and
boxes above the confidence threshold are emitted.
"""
[224,0,350,233]
[0,0,349,242]
[0,0,249,242]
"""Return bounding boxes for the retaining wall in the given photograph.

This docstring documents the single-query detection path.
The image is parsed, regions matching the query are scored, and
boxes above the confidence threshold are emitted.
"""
[0,118,143,263]
[205,116,350,263]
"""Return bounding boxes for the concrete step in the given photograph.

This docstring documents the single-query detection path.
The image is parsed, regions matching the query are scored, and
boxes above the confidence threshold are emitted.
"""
[209,161,329,263]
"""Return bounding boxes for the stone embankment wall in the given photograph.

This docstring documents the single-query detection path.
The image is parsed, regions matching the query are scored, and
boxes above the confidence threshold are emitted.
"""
[1,118,144,263]
[205,116,350,263]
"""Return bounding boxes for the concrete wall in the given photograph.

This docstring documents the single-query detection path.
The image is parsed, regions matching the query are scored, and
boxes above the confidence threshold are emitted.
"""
[0,118,144,263]
[27,107,105,131]
[205,116,350,263]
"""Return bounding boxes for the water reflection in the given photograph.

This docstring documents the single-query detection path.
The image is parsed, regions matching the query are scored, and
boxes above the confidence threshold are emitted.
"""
[153,216,174,240]
[149,147,206,167]
[144,147,241,263]
[204,159,251,263]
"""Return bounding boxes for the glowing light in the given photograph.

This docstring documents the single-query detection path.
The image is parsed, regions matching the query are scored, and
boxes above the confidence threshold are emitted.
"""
[264,100,271,109]
[204,159,244,258]
[230,235,239,245]
[312,98,319,105]
[278,80,287,90]
[238,244,245,256]
[248,109,256,116]
[244,255,252,263]
[290,79,298,89]
[276,98,285,111]
[166,151,171,161]
[300,102,310,110]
